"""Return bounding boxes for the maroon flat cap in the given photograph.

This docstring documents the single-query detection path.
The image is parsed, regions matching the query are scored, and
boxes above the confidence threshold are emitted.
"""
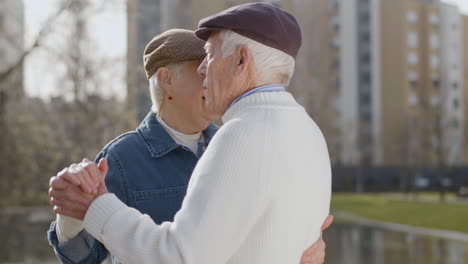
[195,2,301,58]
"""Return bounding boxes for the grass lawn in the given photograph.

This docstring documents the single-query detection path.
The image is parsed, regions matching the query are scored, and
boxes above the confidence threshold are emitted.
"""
[331,193,468,233]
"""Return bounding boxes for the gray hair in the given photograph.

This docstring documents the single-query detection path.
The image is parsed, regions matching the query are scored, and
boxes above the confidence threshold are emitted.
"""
[218,30,295,86]
[148,63,184,113]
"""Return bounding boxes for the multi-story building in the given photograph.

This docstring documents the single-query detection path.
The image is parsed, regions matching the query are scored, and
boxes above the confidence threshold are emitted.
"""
[127,0,165,123]
[127,0,466,167]
[377,0,435,167]
[321,0,466,167]
[126,0,330,128]
[0,0,24,101]
[438,3,464,166]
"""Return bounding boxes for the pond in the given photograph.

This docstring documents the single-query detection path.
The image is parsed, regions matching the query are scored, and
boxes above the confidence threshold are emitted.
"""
[323,221,468,264]
[0,207,466,263]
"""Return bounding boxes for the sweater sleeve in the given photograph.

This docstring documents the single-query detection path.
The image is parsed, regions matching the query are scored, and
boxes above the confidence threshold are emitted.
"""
[84,120,273,264]
[55,214,84,243]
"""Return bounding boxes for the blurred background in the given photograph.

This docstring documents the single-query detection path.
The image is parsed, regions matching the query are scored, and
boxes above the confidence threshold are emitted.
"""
[1,0,468,263]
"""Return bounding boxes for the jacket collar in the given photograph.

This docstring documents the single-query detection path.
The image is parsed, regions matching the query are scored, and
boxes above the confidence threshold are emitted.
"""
[137,111,218,158]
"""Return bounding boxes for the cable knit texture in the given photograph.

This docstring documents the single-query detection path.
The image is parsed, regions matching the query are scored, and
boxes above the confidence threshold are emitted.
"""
[84,91,332,264]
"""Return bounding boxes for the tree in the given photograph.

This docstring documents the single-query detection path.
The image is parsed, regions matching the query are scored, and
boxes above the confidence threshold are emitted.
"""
[0,0,130,206]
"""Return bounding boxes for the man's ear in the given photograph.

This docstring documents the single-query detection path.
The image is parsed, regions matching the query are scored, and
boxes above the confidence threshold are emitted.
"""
[234,45,252,76]
[156,67,173,95]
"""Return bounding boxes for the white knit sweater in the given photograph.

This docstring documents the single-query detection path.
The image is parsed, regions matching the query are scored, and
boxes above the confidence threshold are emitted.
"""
[84,91,332,264]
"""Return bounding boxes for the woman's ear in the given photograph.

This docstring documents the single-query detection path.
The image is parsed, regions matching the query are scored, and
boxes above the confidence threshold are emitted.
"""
[156,67,173,95]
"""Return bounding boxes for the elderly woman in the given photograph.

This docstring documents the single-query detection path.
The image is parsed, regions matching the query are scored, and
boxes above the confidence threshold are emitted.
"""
[48,28,330,264]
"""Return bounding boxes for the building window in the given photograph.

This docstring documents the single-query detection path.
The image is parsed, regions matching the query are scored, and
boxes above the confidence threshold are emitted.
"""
[432,76,440,88]
[334,97,341,111]
[407,32,418,48]
[408,93,419,106]
[430,55,439,69]
[407,11,418,24]
[361,109,371,122]
[431,135,439,147]
[452,22,458,30]
[408,72,418,86]
[409,136,420,148]
[330,36,340,49]
[360,72,371,83]
[329,0,339,11]
[360,92,371,105]
[409,115,418,127]
[361,53,371,64]
[429,13,439,25]
[330,58,340,71]
[452,119,459,128]
[359,23,370,33]
[430,33,439,49]
[407,52,418,65]
[453,82,459,89]
[360,32,370,42]
[329,17,340,30]
[433,117,440,129]
[359,12,370,23]
[453,98,459,109]
[430,95,440,107]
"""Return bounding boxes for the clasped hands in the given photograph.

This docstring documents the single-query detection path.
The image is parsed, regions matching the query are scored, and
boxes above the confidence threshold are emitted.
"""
[48,158,109,220]
[48,157,333,264]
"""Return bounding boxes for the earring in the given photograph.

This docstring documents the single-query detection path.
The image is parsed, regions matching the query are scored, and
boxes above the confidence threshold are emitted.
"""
[168,96,173,100]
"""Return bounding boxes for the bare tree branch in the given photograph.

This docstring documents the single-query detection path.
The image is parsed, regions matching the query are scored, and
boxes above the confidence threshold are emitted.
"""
[0,0,74,83]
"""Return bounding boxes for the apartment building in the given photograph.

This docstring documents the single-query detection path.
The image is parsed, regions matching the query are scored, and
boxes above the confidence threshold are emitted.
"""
[126,0,466,167]
[323,0,466,167]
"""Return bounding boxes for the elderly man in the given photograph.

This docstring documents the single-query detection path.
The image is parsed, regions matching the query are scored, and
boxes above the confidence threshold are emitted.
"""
[48,26,331,264]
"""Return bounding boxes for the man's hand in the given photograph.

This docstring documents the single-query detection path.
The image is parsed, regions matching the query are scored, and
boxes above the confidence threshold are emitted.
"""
[299,215,334,264]
[49,158,109,220]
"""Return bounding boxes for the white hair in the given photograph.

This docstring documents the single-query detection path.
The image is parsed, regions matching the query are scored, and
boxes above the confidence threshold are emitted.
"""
[218,30,295,86]
[148,63,184,113]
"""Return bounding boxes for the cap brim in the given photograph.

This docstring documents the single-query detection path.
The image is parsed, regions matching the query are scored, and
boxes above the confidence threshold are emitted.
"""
[195,27,225,41]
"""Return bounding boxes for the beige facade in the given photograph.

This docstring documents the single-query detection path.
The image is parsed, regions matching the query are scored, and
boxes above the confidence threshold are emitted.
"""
[313,0,342,164]
[377,0,467,167]
[126,0,339,156]
[127,0,161,124]
[317,0,459,167]
[418,3,442,166]
[378,0,411,166]
[127,0,466,168]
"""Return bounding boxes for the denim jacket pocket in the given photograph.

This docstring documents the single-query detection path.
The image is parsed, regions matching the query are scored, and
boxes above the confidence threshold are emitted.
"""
[133,185,188,223]
[134,185,188,200]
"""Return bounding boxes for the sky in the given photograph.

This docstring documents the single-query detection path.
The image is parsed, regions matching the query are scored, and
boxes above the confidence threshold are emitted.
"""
[23,0,126,99]
[21,0,468,99]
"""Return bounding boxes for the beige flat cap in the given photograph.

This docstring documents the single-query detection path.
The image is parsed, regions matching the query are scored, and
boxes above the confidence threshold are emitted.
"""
[143,29,207,79]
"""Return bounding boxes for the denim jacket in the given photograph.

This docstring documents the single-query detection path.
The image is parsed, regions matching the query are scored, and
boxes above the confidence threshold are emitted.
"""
[47,111,218,264]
